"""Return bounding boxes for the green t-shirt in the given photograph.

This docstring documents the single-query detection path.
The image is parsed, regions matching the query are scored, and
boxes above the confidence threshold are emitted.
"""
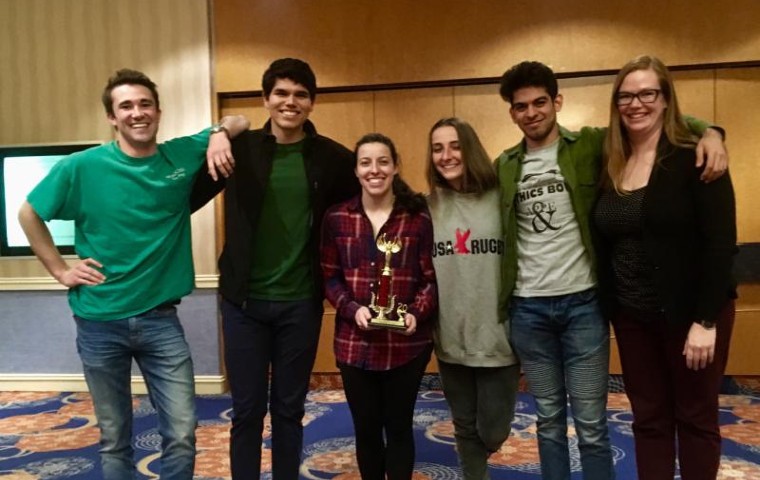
[27,131,210,320]
[248,140,313,300]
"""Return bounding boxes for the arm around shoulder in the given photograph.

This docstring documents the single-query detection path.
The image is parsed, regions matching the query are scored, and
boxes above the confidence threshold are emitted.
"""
[682,115,728,181]
[218,115,250,139]
[205,115,251,181]
[193,128,250,212]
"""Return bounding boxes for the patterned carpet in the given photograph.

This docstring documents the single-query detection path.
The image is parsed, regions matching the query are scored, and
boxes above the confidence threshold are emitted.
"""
[1,378,760,479]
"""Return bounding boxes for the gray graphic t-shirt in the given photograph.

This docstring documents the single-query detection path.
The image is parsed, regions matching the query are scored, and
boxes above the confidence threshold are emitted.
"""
[514,140,595,296]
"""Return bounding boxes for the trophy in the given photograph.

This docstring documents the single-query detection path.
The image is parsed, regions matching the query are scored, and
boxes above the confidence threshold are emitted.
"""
[368,234,408,330]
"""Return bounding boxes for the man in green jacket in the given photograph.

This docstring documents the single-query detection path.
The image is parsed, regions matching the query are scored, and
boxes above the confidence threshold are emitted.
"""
[495,61,726,480]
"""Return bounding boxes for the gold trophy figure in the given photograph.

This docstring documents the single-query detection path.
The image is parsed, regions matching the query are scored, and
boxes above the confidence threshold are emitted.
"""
[368,234,408,330]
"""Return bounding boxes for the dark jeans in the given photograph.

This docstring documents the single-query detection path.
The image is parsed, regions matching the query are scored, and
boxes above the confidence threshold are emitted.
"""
[339,344,433,480]
[613,301,735,480]
[221,298,322,480]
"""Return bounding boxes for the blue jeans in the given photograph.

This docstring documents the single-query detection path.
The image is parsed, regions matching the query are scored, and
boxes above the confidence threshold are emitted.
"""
[221,298,322,480]
[75,307,197,480]
[509,288,613,480]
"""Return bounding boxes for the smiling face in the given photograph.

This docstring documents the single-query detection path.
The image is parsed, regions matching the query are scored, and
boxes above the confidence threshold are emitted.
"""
[430,125,464,190]
[107,84,161,157]
[263,78,314,143]
[509,86,562,149]
[355,142,398,200]
[617,68,667,138]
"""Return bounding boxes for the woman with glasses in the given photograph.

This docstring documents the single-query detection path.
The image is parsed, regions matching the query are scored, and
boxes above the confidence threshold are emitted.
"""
[425,118,520,480]
[593,55,737,480]
[321,133,436,480]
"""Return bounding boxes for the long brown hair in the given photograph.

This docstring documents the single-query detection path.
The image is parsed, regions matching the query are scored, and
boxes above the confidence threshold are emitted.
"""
[425,117,498,194]
[603,55,697,192]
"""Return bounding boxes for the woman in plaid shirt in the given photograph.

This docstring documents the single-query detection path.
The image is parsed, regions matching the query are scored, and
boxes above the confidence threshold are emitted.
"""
[321,133,437,480]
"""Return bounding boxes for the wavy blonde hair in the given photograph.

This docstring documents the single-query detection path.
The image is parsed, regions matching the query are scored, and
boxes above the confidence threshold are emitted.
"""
[603,55,697,192]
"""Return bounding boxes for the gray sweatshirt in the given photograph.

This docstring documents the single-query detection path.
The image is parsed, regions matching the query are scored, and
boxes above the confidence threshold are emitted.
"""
[428,187,518,367]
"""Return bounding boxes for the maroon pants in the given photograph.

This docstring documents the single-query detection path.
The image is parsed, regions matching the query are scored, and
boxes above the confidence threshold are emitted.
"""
[612,301,734,480]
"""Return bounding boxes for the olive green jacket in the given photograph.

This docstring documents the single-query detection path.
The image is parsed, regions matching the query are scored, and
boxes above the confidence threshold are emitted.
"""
[495,119,712,321]
[495,125,605,320]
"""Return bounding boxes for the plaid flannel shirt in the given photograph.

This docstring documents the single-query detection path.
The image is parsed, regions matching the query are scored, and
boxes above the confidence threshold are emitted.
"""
[320,195,437,370]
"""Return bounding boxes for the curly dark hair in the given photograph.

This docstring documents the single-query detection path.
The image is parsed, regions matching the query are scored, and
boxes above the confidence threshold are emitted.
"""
[499,61,558,103]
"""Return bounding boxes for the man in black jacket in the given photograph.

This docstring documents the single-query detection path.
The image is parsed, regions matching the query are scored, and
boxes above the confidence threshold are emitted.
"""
[191,58,359,480]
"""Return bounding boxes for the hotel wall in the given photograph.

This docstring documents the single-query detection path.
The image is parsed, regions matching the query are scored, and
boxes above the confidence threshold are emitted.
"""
[0,0,224,391]
[214,0,760,374]
[214,0,760,242]
[1,0,758,390]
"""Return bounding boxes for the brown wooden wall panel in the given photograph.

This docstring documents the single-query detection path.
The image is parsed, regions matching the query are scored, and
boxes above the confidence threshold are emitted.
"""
[452,84,519,159]
[555,76,615,131]
[726,311,760,375]
[214,0,760,93]
[671,71,716,123]
[374,88,455,193]
[219,97,269,128]
[313,306,337,372]
[715,68,760,243]
[309,92,375,150]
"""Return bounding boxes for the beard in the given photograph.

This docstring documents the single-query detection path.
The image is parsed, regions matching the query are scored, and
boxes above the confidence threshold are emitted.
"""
[522,116,557,145]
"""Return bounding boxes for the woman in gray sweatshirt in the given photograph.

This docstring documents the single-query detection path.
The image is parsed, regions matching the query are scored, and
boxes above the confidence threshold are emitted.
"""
[425,118,520,480]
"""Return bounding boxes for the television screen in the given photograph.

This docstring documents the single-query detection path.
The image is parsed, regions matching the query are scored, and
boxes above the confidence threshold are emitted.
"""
[1,143,100,256]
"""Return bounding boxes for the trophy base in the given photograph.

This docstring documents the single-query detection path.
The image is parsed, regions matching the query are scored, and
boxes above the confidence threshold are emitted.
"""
[368,317,407,330]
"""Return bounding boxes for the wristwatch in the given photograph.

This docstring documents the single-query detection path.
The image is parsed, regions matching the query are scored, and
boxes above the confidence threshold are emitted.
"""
[697,319,716,329]
[210,123,229,138]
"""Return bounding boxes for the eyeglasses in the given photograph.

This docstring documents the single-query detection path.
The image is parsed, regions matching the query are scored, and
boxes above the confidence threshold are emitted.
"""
[615,89,661,106]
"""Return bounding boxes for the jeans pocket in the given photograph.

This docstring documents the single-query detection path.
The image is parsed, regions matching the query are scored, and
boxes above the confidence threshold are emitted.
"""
[572,287,597,306]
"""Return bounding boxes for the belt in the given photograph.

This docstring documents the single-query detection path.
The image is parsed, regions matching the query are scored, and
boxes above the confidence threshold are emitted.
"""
[139,300,180,316]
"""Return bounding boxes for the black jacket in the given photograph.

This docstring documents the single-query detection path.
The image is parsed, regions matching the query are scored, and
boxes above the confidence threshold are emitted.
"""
[191,120,360,305]
[595,138,737,325]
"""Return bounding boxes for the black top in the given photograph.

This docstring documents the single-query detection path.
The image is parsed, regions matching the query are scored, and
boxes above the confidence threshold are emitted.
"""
[191,120,360,305]
[593,136,737,325]
[594,187,662,313]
